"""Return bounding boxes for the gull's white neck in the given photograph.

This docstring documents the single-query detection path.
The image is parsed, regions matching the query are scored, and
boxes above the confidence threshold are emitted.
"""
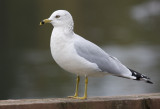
[53,26,74,35]
[50,25,75,56]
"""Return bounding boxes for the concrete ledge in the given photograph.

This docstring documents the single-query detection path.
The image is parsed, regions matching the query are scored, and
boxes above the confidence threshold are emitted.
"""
[0,93,160,109]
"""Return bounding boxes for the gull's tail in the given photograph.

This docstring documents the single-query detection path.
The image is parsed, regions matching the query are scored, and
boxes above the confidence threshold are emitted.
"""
[129,69,153,84]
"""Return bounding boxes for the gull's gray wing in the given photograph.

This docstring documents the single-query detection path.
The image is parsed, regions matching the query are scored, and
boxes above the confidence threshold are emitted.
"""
[74,35,133,79]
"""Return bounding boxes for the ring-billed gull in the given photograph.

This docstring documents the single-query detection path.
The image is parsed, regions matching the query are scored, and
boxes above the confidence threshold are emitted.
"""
[40,10,153,99]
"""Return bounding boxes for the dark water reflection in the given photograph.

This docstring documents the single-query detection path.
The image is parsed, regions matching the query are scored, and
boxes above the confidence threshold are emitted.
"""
[1,0,160,99]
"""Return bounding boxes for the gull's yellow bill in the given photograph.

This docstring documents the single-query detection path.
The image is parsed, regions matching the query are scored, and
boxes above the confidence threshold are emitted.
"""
[40,19,52,25]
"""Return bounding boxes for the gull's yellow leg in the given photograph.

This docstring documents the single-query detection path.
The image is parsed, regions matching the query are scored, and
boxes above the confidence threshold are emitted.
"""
[81,76,88,99]
[68,76,80,98]
[74,76,80,97]
[71,76,88,100]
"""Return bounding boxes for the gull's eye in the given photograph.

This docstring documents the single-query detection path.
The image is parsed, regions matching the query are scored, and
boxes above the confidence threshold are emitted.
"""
[55,15,60,18]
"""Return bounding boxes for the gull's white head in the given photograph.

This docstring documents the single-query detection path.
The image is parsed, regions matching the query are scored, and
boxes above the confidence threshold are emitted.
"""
[40,10,74,28]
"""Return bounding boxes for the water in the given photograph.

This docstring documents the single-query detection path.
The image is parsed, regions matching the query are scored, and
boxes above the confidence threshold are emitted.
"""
[0,0,160,99]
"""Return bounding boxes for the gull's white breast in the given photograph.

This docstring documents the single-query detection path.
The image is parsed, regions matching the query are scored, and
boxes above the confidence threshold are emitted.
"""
[50,28,101,76]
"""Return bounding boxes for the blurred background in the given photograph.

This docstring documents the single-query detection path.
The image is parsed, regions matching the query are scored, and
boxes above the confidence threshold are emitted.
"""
[0,0,160,100]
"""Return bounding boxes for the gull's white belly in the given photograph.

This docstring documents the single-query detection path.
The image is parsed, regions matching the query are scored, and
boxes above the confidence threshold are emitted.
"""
[50,36,102,76]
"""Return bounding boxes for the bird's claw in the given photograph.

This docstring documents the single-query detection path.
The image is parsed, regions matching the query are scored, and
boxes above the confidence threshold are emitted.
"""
[68,96,87,100]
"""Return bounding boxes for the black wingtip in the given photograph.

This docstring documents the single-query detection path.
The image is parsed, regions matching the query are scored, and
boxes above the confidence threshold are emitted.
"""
[129,68,153,84]
[146,80,153,84]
